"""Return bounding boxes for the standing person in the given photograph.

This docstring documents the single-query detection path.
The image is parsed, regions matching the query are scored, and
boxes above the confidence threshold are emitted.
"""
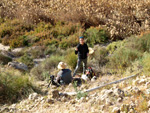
[73,36,89,77]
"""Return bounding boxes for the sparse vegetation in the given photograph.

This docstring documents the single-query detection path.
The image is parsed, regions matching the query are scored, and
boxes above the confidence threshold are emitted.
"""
[0,53,12,65]
[65,51,78,70]
[30,55,64,80]
[0,67,36,103]
[17,53,34,69]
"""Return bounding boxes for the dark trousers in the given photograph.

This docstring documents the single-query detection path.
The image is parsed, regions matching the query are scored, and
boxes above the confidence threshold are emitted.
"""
[73,58,87,76]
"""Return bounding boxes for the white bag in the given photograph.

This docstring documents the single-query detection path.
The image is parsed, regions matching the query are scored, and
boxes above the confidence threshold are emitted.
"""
[81,74,89,81]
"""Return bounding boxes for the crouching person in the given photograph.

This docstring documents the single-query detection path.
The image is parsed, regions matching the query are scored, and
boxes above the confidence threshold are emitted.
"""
[49,62,73,87]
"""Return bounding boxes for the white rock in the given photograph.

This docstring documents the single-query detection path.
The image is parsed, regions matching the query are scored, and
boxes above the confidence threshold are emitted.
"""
[40,97,44,101]
[138,79,147,84]
[117,97,122,103]
[28,93,38,100]
[112,107,120,113]
[105,99,113,106]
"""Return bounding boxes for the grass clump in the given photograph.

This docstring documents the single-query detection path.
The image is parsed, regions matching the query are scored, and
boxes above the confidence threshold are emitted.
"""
[0,68,35,103]
[108,48,142,69]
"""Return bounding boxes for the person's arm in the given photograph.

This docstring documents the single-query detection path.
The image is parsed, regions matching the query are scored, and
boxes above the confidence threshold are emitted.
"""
[75,44,79,55]
[86,44,89,56]
[56,73,61,82]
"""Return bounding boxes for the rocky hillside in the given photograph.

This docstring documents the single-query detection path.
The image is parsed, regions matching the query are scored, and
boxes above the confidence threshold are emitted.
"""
[0,0,150,39]
[1,74,150,113]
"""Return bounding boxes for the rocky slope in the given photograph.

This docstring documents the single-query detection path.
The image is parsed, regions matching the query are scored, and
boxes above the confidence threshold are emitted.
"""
[1,74,150,113]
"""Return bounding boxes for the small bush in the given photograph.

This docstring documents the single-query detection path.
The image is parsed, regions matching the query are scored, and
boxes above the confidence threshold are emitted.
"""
[10,35,29,48]
[106,40,125,54]
[0,54,12,65]
[125,34,150,53]
[65,51,78,70]
[31,55,64,80]
[17,53,34,69]
[73,81,88,99]
[93,47,108,67]
[0,69,35,103]
[141,53,150,75]
[108,48,142,69]
[84,27,109,47]
[44,45,57,55]
[29,46,45,59]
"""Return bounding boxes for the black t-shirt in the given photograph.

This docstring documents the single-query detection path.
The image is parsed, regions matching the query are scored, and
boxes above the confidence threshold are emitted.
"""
[75,43,89,59]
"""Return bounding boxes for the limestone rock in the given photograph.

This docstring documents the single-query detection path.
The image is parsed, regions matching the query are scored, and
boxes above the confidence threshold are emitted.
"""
[117,97,123,103]
[112,107,120,113]
[131,86,141,94]
[114,88,124,97]
[28,93,38,100]
[8,61,28,71]
[138,79,147,85]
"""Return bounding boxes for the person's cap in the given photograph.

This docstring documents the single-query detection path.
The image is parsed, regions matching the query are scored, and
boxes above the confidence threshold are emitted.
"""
[58,62,67,69]
[79,36,84,39]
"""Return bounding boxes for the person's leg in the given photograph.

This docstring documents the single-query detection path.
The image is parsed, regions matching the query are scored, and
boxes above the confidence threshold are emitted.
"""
[82,58,87,74]
[73,59,81,77]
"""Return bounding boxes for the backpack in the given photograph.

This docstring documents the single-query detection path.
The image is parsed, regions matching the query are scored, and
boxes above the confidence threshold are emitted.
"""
[85,67,96,79]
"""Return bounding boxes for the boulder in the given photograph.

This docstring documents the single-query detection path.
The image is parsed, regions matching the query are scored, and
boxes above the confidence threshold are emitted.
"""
[1,51,15,59]
[8,61,28,71]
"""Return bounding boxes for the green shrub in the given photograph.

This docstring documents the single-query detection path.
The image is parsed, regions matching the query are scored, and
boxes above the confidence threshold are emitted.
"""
[73,81,88,99]
[106,40,125,54]
[0,54,12,65]
[84,27,109,47]
[93,47,108,67]
[44,45,57,55]
[0,69,35,103]
[108,48,142,69]
[65,51,77,70]
[141,53,150,74]
[17,53,34,69]
[31,55,64,80]
[59,39,70,49]
[10,35,29,48]
[125,34,150,53]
